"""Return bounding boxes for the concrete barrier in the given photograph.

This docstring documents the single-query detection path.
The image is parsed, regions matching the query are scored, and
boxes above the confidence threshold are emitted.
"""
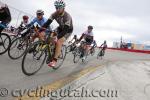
[107,48,150,54]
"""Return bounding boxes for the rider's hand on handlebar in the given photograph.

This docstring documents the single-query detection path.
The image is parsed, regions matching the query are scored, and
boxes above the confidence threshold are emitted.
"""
[39,27,46,33]
[76,40,80,44]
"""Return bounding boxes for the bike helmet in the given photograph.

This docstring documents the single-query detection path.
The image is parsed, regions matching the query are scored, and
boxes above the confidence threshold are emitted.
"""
[23,15,29,20]
[88,25,93,29]
[36,9,44,15]
[74,35,77,39]
[54,0,66,9]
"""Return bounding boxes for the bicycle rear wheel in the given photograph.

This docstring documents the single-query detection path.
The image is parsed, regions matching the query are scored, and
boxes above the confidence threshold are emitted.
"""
[97,49,103,59]
[0,33,11,55]
[22,41,46,76]
[73,47,81,63]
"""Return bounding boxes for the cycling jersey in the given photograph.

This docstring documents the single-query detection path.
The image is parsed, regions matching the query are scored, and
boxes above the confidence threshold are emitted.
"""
[100,43,107,50]
[28,17,47,27]
[92,40,97,48]
[0,5,11,25]
[19,21,28,27]
[83,30,94,37]
[43,11,73,39]
[0,4,11,33]
[50,11,73,31]
[82,30,94,45]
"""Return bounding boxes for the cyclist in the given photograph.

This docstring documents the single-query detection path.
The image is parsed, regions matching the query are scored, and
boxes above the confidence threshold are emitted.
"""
[69,35,78,43]
[77,25,94,59]
[25,10,51,41]
[0,3,11,33]
[68,35,78,52]
[99,40,107,53]
[19,15,29,28]
[40,0,73,67]
[90,40,97,54]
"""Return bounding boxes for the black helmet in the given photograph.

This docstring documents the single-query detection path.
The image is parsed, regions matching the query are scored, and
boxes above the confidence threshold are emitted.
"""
[88,25,93,29]
[74,35,77,38]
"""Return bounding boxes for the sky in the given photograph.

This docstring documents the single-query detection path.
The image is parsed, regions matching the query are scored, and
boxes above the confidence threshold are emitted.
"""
[1,0,150,46]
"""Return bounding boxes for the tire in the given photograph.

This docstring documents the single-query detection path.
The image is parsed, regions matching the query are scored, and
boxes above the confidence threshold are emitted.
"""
[52,45,66,70]
[8,37,28,60]
[97,49,104,59]
[82,50,88,63]
[73,47,81,63]
[22,41,46,76]
[66,45,72,54]
[91,48,95,56]
[0,33,11,55]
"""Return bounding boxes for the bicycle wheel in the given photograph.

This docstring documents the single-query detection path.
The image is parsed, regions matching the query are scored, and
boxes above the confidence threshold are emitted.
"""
[8,37,29,60]
[66,45,72,54]
[52,45,66,70]
[22,41,46,76]
[82,50,88,63]
[0,33,11,55]
[97,50,103,59]
[91,48,95,56]
[73,47,81,63]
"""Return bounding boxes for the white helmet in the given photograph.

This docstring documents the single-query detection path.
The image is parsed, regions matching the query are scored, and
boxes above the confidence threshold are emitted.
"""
[36,9,44,15]
[54,0,66,8]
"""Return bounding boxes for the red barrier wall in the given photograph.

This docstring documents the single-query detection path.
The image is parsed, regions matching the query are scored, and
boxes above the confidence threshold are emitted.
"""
[107,48,150,54]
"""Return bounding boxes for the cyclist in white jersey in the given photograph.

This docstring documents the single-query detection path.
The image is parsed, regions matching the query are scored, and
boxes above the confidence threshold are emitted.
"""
[77,25,94,59]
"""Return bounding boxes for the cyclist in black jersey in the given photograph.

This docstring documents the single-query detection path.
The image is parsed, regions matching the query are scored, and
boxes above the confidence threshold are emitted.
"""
[0,3,11,33]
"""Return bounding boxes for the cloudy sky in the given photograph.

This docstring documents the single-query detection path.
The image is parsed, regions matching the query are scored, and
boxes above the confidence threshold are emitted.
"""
[1,0,150,46]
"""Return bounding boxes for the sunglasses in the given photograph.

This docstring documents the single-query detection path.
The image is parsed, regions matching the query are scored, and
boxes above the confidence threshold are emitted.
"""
[55,7,63,10]
[37,13,43,16]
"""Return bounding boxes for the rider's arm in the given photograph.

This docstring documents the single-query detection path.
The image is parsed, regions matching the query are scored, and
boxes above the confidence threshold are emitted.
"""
[42,19,52,29]
[100,43,104,48]
[78,33,85,42]
[26,18,36,28]
[42,12,56,29]
[94,42,97,47]
[59,13,73,36]
[69,37,74,42]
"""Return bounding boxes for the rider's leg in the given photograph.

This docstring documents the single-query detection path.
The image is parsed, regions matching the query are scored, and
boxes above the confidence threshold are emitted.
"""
[54,37,65,59]
[31,34,38,42]
[48,32,71,67]
[39,32,45,41]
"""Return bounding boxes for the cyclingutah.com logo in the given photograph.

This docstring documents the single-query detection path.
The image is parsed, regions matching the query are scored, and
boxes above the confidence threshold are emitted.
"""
[0,86,119,98]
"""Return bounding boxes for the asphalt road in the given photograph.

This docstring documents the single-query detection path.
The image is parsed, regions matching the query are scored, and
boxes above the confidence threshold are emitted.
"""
[0,49,149,100]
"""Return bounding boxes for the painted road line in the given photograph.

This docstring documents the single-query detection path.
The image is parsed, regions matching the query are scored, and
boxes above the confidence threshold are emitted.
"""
[15,63,105,100]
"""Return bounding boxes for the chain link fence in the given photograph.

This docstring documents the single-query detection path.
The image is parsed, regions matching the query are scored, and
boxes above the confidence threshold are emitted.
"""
[0,1,34,27]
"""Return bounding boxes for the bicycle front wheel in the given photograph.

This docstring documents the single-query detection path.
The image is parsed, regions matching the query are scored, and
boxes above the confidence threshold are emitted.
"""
[0,33,11,55]
[8,37,28,60]
[22,41,46,76]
